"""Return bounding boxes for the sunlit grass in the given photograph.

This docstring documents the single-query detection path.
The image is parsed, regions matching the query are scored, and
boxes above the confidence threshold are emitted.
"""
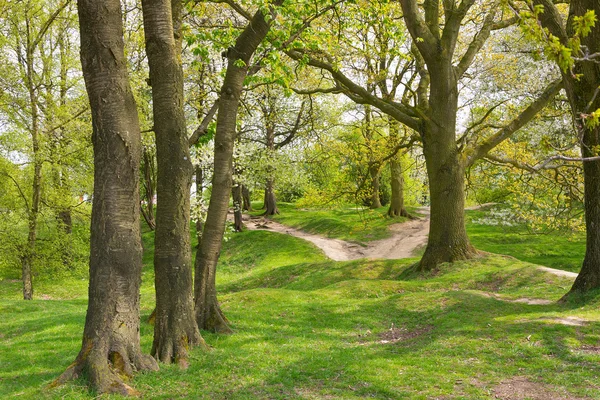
[1,207,598,399]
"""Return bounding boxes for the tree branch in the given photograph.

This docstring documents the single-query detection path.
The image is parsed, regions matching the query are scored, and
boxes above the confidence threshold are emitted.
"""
[188,100,219,147]
[464,79,563,167]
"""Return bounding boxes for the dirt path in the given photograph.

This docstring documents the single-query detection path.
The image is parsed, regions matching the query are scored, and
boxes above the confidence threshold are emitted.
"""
[239,207,578,280]
[242,208,430,261]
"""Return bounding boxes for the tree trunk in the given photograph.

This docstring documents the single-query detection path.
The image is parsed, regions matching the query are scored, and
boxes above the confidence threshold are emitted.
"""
[194,3,281,332]
[388,157,409,217]
[141,146,156,231]
[368,164,382,209]
[263,178,280,215]
[561,0,600,294]
[232,182,243,232]
[142,0,204,365]
[418,64,477,270]
[53,0,159,393]
[21,35,42,300]
[242,185,252,211]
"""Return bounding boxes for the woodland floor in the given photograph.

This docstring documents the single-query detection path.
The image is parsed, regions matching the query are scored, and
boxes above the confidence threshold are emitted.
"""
[1,204,599,399]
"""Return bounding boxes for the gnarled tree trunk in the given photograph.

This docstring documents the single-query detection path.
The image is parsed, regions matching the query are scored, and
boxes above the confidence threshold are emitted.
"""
[368,164,382,209]
[53,0,159,394]
[263,177,280,215]
[242,185,252,211]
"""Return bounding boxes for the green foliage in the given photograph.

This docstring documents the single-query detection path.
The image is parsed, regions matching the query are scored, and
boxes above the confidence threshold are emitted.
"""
[520,6,596,72]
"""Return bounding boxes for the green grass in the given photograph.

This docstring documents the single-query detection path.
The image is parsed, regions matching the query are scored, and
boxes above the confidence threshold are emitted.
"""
[257,203,585,273]
[466,209,586,273]
[254,202,415,244]
[1,207,599,399]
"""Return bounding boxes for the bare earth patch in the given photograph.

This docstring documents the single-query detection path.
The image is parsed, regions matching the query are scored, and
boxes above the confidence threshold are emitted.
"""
[578,345,600,354]
[493,376,590,400]
[474,291,553,305]
[514,316,590,327]
[537,266,578,279]
[376,324,433,345]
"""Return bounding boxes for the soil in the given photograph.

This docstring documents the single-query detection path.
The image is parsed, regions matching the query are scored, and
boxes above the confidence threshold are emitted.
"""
[493,376,590,400]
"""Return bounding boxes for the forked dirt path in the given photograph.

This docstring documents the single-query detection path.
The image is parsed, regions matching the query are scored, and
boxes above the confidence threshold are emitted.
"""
[242,207,430,261]
[238,206,579,281]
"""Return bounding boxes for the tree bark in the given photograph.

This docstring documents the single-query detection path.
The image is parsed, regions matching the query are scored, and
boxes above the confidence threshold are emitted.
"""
[142,0,204,365]
[418,62,478,270]
[388,157,409,217]
[368,164,382,209]
[21,26,42,301]
[549,0,600,294]
[242,185,252,211]
[141,146,156,231]
[53,0,159,394]
[263,177,280,215]
[194,2,282,332]
[232,182,243,232]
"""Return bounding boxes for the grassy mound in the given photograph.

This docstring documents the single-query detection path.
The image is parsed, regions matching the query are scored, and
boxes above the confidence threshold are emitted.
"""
[1,225,599,398]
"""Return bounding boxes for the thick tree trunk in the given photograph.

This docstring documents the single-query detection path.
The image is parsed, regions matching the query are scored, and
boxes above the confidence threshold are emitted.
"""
[53,0,159,394]
[263,178,280,215]
[562,0,600,294]
[388,157,409,217]
[242,185,252,211]
[194,4,281,332]
[418,64,477,270]
[369,164,382,209]
[142,0,204,365]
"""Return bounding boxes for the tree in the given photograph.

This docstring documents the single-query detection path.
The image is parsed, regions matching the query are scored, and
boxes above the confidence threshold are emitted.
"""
[142,0,205,365]
[0,0,92,298]
[527,0,600,294]
[280,0,562,270]
[53,0,158,393]
[193,0,284,333]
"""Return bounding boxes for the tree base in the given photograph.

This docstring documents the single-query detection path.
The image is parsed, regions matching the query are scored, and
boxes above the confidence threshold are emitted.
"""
[560,267,600,301]
[387,207,415,219]
[152,325,207,368]
[196,300,233,334]
[51,339,158,395]
[262,208,280,216]
[417,243,480,272]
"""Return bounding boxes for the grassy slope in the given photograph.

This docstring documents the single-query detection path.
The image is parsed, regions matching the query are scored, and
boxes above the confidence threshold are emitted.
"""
[1,209,599,398]
[466,210,585,273]
[263,203,585,273]
[259,202,413,244]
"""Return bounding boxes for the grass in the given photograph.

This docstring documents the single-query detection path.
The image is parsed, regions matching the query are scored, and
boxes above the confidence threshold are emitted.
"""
[256,202,585,273]
[1,206,599,399]
[466,209,586,273]
[253,202,415,244]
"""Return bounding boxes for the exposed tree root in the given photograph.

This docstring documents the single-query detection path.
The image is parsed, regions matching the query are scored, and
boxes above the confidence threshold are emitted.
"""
[196,299,233,334]
[417,244,481,272]
[151,316,208,368]
[51,339,158,395]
